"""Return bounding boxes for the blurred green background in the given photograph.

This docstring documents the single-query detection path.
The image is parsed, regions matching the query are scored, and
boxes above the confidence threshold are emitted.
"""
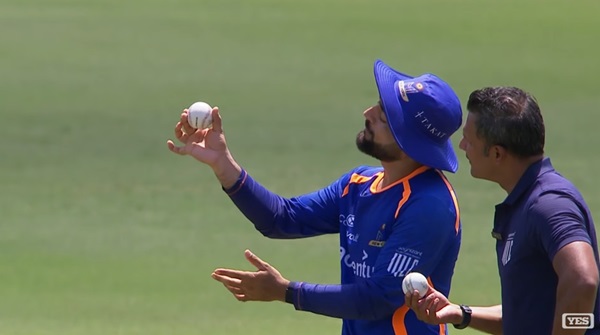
[1,0,599,334]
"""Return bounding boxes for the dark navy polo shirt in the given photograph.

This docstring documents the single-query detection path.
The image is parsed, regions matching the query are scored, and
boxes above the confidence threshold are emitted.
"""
[493,158,600,335]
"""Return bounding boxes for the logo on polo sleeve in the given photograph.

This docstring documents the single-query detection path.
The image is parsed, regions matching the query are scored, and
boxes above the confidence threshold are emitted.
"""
[387,247,422,277]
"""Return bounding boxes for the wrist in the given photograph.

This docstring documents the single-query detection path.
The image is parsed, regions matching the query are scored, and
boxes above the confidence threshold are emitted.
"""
[278,279,291,302]
[284,281,297,304]
[449,304,464,324]
[214,154,242,189]
[453,304,472,330]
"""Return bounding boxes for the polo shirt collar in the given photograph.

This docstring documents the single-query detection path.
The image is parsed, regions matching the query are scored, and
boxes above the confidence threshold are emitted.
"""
[502,157,554,206]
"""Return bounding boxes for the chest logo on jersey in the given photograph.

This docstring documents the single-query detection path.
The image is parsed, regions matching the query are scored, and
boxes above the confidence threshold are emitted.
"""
[339,214,355,228]
[501,232,516,266]
[340,214,359,243]
[359,188,372,197]
[340,247,374,278]
[368,223,387,247]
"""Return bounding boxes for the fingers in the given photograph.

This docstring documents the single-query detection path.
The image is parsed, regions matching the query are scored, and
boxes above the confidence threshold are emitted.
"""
[213,268,251,279]
[223,284,243,294]
[424,283,435,295]
[211,107,223,133]
[166,140,188,155]
[212,273,242,286]
[422,293,437,313]
[244,249,268,271]
[418,291,437,311]
[180,110,196,136]
[430,297,440,316]
[220,281,248,302]
[405,290,419,308]
[174,122,190,144]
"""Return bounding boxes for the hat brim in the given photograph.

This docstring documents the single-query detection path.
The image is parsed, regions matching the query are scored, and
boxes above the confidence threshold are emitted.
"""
[373,60,458,173]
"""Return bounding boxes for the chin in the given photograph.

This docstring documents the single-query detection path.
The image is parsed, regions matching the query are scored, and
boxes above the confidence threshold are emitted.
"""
[470,169,491,182]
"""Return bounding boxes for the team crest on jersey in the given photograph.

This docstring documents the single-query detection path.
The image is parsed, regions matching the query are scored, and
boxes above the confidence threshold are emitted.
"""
[502,232,516,266]
[368,223,387,247]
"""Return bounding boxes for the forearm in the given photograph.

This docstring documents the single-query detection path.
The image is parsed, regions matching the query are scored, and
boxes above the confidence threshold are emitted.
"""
[223,169,295,238]
[552,279,598,335]
[467,305,503,335]
[287,282,397,320]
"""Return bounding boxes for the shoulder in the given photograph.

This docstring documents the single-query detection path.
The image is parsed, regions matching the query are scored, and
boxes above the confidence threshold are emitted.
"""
[336,165,382,183]
[528,171,589,220]
[536,169,582,197]
[347,165,382,177]
[398,194,458,227]
[407,170,458,209]
[526,182,589,238]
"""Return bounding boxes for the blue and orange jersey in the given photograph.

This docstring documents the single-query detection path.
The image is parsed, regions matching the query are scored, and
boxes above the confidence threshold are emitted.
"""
[225,165,462,335]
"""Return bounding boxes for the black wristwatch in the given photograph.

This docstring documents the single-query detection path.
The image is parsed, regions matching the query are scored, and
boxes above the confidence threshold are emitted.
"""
[453,305,472,329]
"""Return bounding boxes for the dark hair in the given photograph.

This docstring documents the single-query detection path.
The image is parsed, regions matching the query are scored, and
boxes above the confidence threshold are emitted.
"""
[467,86,545,158]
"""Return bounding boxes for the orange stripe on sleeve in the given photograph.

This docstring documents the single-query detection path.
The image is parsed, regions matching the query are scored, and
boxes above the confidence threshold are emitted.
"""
[435,170,460,234]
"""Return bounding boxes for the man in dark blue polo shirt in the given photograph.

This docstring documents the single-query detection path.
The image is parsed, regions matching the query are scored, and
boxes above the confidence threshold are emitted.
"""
[405,86,600,335]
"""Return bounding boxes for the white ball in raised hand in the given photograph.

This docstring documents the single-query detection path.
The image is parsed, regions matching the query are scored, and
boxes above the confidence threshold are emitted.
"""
[187,101,213,129]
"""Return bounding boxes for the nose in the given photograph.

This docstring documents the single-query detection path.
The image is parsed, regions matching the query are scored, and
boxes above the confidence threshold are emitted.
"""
[363,105,377,118]
[459,138,466,151]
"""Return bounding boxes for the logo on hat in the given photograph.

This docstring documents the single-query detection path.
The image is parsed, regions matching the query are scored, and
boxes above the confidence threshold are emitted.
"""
[414,111,448,139]
[398,81,424,102]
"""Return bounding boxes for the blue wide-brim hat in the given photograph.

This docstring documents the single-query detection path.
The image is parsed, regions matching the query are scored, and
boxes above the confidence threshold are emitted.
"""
[373,60,463,173]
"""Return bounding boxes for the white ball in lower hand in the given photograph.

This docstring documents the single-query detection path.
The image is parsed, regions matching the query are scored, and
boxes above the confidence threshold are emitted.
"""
[402,272,428,298]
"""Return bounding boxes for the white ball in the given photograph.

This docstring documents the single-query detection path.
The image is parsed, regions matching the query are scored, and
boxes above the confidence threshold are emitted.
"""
[187,101,213,129]
[402,272,429,298]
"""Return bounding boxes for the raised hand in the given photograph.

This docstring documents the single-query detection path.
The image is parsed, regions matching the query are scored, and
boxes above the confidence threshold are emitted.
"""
[211,250,290,302]
[167,106,242,188]
[167,107,229,169]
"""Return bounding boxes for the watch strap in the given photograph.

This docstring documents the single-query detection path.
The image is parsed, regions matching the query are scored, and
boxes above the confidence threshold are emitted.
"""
[453,304,472,329]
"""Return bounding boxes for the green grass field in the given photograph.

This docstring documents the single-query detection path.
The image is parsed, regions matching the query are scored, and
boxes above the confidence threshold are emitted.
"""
[1,0,599,334]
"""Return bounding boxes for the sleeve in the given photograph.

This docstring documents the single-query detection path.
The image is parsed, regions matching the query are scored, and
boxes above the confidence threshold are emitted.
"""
[530,192,592,261]
[223,169,349,239]
[288,195,458,319]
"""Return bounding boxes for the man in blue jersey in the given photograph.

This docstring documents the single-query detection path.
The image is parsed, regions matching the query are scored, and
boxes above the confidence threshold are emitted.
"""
[167,59,464,334]
[405,87,600,335]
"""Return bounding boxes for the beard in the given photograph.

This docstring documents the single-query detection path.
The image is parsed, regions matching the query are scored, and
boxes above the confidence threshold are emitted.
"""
[355,124,401,162]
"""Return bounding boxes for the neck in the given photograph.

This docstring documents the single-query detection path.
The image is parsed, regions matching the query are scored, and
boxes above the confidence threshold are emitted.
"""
[497,155,544,193]
[379,159,425,189]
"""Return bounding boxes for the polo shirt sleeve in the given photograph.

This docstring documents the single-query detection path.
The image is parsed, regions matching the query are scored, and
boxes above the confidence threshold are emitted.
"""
[530,192,592,261]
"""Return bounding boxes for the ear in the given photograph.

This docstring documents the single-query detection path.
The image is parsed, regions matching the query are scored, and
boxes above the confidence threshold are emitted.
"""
[491,145,507,163]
